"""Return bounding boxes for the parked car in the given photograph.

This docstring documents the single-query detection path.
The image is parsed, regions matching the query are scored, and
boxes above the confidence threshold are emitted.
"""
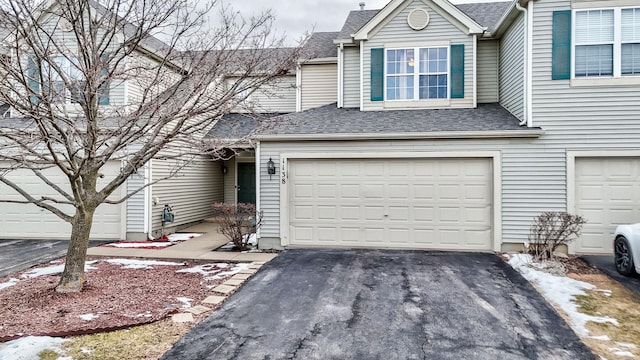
[614,224,640,275]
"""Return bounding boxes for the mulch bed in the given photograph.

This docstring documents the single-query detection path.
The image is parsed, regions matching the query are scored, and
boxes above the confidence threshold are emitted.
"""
[0,258,232,341]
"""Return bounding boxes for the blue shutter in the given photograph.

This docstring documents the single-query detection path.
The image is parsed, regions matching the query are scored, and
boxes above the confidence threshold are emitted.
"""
[552,10,571,80]
[98,53,110,105]
[450,44,464,99]
[26,56,39,105]
[370,48,384,101]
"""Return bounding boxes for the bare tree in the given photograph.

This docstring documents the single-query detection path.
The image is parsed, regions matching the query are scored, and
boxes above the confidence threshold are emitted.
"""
[0,0,301,292]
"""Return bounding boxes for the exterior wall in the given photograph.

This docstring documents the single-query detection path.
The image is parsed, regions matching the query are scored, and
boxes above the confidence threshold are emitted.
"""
[234,76,297,113]
[150,156,223,235]
[300,63,338,110]
[361,0,474,110]
[342,46,361,108]
[477,40,499,103]
[126,166,146,239]
[223,158,236,203]
[498,13,525,120]
[125,51,183,107]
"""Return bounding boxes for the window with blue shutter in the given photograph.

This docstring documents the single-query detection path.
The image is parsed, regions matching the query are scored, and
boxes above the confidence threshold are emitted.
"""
[450,44,464,98]
[552,10,571,80]
[26,56,39,105]
[370,48,384,101]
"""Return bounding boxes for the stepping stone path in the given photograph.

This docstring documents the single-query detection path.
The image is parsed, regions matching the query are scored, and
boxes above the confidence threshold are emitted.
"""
[172,261,268,323]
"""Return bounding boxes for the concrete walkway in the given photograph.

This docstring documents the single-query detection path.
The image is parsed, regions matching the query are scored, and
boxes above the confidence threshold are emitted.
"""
[87,222,277,263]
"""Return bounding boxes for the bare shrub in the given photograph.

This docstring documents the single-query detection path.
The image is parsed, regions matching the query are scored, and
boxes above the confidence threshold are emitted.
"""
[527,211,586,261]
[211,203,262,251]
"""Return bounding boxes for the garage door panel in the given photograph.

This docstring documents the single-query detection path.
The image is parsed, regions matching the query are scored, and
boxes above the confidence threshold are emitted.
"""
[0,161,122,240]
[288,158,493,250]
[575,157,640,254]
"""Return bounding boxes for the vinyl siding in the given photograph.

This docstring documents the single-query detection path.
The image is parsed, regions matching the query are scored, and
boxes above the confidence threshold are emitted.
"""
[361,0,474,110]
[125,52,182,107]
[237,76,297,113]
[342,47,361,108]
[126,166,146,233]
[258,149,281,237]
[223,158,236,203]
[477,40,499,103]
[300,63,338,110]
[150,156,223,234]
[498,13,525,120]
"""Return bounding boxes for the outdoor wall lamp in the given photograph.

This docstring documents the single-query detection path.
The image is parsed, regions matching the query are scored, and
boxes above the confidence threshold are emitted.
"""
[221,163,227,175]
[267,157,276,179]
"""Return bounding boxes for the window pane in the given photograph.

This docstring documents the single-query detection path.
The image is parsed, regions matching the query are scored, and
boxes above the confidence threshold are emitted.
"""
[387,75,413,100]
[419,74,447,99]
[622,43,640,75]
[386,49,414,75]
[622,8,640,42]
[575,9,614,44]
[575,44,613,77]
[419,47,447,74]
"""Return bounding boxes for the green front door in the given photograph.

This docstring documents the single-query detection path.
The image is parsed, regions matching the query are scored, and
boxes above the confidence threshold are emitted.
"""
[237,162,256,204]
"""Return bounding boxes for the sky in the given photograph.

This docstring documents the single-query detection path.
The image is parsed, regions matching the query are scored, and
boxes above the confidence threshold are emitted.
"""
[216,0,511,43]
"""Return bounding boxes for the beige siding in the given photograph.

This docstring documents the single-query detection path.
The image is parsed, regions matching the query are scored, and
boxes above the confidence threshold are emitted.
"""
[477,40,499,103]
[151,156,223,235]
[362,0,474,110]
[234,76,296,113]
[343,47,361,108]
[223,158,236,203]
[126,52,183,107]
[300,63,337,110]
[126,166,146,234]
[498,13,524,120]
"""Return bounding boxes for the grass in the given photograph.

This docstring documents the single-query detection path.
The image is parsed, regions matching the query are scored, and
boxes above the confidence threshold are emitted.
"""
[60,319,192,360]
[569,273,640,359]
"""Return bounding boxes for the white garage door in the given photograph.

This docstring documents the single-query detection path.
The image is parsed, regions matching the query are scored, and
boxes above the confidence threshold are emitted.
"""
[575,157,640,254]
[0,161,123,240]
[288,158,493,250]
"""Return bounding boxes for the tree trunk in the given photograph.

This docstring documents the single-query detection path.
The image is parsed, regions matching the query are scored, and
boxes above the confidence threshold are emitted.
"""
[55,208,95,293]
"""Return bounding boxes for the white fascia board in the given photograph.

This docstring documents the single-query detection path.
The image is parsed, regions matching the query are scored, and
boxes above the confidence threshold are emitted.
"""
[299,57,338,65]
[255,129,544,141]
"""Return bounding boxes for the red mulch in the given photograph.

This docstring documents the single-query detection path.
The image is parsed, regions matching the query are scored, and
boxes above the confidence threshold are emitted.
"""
[0,258,232,341]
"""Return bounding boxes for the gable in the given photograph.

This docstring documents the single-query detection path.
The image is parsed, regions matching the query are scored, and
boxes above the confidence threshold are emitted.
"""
[354,0,484,40]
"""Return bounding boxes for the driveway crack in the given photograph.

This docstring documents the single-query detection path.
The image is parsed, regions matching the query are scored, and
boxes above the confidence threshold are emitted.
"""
[288,322,322,359]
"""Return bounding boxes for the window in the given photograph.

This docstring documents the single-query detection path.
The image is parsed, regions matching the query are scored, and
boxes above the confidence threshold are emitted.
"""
[42,56,85,104]
[386,47,448,100]
[572,7,640,78]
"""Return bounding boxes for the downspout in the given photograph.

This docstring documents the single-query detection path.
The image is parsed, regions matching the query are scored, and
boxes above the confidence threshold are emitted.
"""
[514,1,530,126]
[360,41,364,111]
[255,141,261,242]
[338,43,344,108]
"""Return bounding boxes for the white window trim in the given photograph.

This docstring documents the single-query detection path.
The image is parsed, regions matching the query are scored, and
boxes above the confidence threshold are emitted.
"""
[571,6,640,79]
[384,46,450,102]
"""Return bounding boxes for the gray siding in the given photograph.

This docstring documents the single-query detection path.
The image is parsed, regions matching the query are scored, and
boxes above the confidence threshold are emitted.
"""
[300,63,338,110]
[498,13,524,120]
[151,156,223,234]
[126,167,146,233]
[477,40,499,103]
[223,158,236,203]
[247,76,297,113]
[342,47,361,108]
[259,149,281,237]
[362,0,474,110]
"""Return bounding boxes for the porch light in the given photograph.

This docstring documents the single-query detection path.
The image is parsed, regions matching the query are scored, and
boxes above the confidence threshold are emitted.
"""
[267,157,276,179]
[221,163,227,175]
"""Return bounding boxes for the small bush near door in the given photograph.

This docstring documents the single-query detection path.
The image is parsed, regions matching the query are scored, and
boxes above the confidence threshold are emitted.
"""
[527,211,586,261]
[211,203,262,251]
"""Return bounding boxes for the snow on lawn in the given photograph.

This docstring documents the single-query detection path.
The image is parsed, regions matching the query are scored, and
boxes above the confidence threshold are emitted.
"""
[79,313,100,321]
[104,242,174,248]
[176,262,250,280]
[0,336,68,360]
[167,233,201,241]
[21,260,98,279]
[176,297,193,309]
[104,258,185,270]
[508,253,618,336]
[0,278,19,290]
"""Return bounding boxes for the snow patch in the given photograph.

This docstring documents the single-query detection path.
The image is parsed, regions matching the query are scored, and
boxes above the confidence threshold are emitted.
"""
[617,342,638,349]
[104,258,185,269]
[243,233,257,246]
[176,297,192,309]
[609,349,634,357]
[0,336,68,360]
[590,335,611,341]
[104,242,174,248]
[176,262,248,280]
[167,233,201,241]
[79,313,99,321]
[21,261,98,278]
[508,253,619,336]
[0,278,19,290]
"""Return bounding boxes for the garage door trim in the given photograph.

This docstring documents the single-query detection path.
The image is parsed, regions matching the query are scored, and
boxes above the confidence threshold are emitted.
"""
[279,151,502,251]
[567,149,640,254]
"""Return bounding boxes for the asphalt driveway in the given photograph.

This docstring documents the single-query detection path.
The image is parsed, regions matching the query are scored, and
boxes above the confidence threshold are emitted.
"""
[162,250,593,360]
[581,255,640,296]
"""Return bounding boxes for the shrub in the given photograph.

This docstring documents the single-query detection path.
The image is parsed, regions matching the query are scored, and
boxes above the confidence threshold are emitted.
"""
[527,211,586,261]
[211,203,262,251]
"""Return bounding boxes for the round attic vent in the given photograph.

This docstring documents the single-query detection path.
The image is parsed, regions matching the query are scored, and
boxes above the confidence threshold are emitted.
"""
[407,8,430,30]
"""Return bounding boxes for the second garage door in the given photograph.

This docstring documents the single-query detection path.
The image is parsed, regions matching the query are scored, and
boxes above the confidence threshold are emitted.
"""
[288,158,493,250]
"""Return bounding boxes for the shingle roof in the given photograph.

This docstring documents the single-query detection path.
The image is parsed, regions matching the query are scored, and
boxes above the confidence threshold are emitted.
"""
[255,103,532,136]
[301,32,339,59]
[455,1,513,34]
[206,113,287,140]
[336,10,379,41]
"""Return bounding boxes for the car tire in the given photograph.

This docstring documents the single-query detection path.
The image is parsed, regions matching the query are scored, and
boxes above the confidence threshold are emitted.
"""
[615,236,636,276]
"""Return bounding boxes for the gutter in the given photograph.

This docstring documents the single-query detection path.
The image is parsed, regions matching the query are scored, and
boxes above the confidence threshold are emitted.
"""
[515,0,533,127]
[254,129,544,142]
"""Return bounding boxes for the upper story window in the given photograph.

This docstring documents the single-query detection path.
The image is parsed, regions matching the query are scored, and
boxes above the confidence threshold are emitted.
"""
[386,47,448,100]
[42,56,84,104]
[573,7,640,78]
